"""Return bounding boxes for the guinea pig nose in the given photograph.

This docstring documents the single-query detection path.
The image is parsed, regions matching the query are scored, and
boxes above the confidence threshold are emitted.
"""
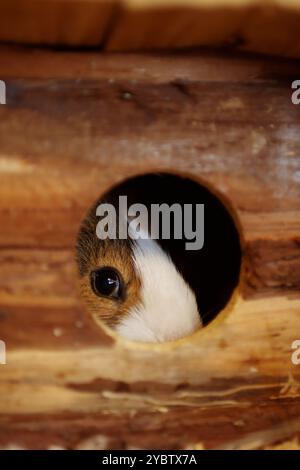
[90,267,124,300]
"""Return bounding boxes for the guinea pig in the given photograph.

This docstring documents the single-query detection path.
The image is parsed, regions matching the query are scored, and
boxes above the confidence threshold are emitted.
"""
[76,211,202,343]
[76,172,242,343]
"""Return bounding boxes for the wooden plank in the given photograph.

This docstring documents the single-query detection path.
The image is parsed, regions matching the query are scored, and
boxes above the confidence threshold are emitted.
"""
[106,0,300,60]
[1,294,300,449]
[0,48,299,289]
[0,46,299,449]
[0,0,115,47]
[1,1,300,58]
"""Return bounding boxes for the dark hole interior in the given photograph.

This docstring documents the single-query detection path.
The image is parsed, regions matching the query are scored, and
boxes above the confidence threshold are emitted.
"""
[98,172,242,326]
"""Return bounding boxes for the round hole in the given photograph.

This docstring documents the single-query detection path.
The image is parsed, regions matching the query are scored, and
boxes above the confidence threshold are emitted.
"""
[76,172,242,343]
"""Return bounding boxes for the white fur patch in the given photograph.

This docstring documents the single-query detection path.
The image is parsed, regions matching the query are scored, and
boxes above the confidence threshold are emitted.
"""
[115,238,202,343]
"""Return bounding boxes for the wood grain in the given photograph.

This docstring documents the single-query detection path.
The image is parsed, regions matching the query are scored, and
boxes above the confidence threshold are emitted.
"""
[106,0,300,60]
[0,0,115,47]
[0,46,299,449]
[1,1,300,59]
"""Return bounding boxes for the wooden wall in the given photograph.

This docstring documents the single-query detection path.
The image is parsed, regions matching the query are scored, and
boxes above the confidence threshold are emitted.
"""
[0,0,300,58]
[0,45,299,449]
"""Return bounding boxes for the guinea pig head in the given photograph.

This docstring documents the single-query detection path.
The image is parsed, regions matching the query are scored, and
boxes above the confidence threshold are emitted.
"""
[77,209,202,343]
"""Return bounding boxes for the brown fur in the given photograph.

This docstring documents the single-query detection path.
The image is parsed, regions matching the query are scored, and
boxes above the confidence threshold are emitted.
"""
[76,204,142,328]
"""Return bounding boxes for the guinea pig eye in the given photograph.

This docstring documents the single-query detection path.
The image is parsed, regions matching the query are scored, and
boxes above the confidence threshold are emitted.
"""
[90,267,124,300]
